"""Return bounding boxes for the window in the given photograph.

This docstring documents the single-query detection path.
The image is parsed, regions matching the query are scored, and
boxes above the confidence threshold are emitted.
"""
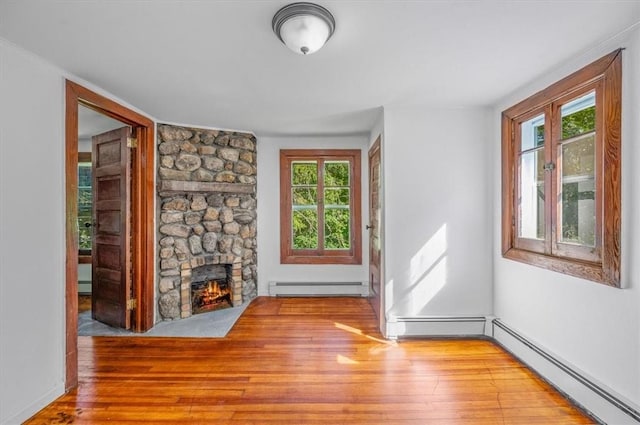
[502,50,622,286]
[78,152,92,262]
[280,149,362,264]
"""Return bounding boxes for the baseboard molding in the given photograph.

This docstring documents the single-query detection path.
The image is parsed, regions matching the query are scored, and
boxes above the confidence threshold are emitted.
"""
[386,315,487,339]
[1,383,64,425]
[268,281,369,297]
[492,319,640,424]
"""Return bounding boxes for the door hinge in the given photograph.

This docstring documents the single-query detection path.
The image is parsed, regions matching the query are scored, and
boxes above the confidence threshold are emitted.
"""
[127,298,137,310]
[543,162,555,171]
[127,137,138,148]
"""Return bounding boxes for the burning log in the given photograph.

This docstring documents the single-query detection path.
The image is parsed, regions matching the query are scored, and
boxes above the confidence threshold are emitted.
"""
[191,279,232,314]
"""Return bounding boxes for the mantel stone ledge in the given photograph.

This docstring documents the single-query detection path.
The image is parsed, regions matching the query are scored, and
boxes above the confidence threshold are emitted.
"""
[158,180,255,195]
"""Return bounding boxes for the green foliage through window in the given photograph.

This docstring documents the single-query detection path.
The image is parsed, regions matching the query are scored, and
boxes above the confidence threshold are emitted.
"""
[78,162,92,251]
[290,159,351,250]
[560,92,596,247]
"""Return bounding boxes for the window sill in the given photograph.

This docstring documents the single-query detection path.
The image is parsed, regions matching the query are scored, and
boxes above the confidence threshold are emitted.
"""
[502,247,619,287]
[281,254,361,265]
[78,254,92,264]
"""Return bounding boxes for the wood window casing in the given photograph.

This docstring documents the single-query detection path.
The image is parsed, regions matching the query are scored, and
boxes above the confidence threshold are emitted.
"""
[280,149,362,265]
[502,50,622,287]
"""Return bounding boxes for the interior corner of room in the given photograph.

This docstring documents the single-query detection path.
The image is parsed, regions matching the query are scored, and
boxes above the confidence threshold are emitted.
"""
[1,2,640,425]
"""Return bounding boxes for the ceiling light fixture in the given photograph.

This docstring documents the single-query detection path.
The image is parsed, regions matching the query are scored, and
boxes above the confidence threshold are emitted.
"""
[272,2,336,55]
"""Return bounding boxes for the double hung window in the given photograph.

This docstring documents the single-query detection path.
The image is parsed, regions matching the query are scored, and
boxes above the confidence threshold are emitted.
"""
[502,50,622,286]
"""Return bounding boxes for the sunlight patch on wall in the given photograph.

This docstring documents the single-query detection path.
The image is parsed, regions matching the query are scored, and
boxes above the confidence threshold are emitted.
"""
[409,223,448,314]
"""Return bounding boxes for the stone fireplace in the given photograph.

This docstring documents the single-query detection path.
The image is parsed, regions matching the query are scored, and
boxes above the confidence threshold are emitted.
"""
[156,124,257,321]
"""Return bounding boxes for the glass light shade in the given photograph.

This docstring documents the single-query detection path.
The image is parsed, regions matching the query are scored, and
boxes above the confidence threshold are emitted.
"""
[272,3,336,55]
[280,15,330,55]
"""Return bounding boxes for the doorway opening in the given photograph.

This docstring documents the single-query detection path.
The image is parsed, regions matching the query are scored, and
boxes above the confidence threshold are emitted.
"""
[78,103,126,322]
[65,80,155,391]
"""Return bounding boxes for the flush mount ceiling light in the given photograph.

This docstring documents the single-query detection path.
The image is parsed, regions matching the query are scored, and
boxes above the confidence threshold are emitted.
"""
[272,2,336,55]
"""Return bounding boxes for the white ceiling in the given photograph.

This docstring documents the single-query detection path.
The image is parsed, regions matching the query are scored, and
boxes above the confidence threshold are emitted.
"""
[1,1,639,137]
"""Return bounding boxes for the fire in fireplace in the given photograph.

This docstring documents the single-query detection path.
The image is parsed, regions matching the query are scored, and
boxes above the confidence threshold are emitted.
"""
[191,279,232,314]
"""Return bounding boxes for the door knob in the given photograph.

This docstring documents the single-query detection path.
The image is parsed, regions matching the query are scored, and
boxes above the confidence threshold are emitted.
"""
[365,224,373,230]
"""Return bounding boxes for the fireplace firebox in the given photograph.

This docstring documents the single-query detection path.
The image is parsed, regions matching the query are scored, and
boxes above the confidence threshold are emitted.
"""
[180,254,242,318]
[191,278,231,314]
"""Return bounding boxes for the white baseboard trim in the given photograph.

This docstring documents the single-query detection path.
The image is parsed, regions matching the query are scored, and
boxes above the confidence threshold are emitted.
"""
[492,319,640,425]
[386,315,487,339]
[1,383,64,425]
[268,281,369,297]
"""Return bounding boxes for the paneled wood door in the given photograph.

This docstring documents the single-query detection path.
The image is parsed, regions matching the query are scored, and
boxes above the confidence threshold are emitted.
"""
[91,127,132,329]
[368,137,382,322]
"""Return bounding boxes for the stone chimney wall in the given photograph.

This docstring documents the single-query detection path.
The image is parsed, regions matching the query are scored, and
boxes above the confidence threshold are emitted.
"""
[156,124,257,320]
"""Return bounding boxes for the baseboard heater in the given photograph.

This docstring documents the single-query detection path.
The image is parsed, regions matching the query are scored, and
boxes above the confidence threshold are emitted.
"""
[268,281,369,297]
[387,316,487,338]
[492,319,640,424]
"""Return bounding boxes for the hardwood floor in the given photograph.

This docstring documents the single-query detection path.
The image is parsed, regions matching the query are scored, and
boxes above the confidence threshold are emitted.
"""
[78,294,91,313]
[26,297,594,424]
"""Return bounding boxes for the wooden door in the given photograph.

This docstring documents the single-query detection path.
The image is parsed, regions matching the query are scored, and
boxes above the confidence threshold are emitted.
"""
[91,127,132,329]
[368,137,382,321]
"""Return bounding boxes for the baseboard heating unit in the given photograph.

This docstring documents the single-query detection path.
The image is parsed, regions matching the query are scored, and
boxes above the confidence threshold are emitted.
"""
[387,316,487,338]
[492,319,640,424]
[268,281,369,297]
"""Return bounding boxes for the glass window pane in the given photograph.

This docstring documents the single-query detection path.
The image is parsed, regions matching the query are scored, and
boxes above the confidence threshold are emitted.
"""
[292,162,317,185]
[560,135,596,246]
[78,163,92,187]
[520,114,545,151]
[324,161,349,186]
[292,208,318,249]
[324,208,350,249]
[292,187,317,206]
[78,187,92,210]
[78,211,92,250]
[519,149,545,240]
[78,163,92,251]
[324,188,349,206]
[561,91,596,139]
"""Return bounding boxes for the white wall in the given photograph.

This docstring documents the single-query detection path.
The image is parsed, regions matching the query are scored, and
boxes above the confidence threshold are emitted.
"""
[256,135,370,295]
[0,39,66,424]
[492,27,640,412]
[382,107,493,332]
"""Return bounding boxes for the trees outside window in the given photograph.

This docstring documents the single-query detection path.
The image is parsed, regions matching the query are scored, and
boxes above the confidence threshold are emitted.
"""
[502,50,622,286]
[78,152,92,261]
[280,149,362,265]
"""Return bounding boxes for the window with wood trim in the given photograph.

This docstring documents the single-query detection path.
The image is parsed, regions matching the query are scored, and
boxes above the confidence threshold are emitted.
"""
[280,149,362,264]
[502,49,622,286]
[78,152,93,263]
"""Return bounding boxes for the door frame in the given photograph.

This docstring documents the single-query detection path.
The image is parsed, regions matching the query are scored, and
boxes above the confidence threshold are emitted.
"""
[368,135,385,336]
[65,80,155,390]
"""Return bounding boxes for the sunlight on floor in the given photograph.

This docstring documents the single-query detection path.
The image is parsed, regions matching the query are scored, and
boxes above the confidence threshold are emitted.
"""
[334,322,397,346]
[336,354,359,364]
[334,321,398,359]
